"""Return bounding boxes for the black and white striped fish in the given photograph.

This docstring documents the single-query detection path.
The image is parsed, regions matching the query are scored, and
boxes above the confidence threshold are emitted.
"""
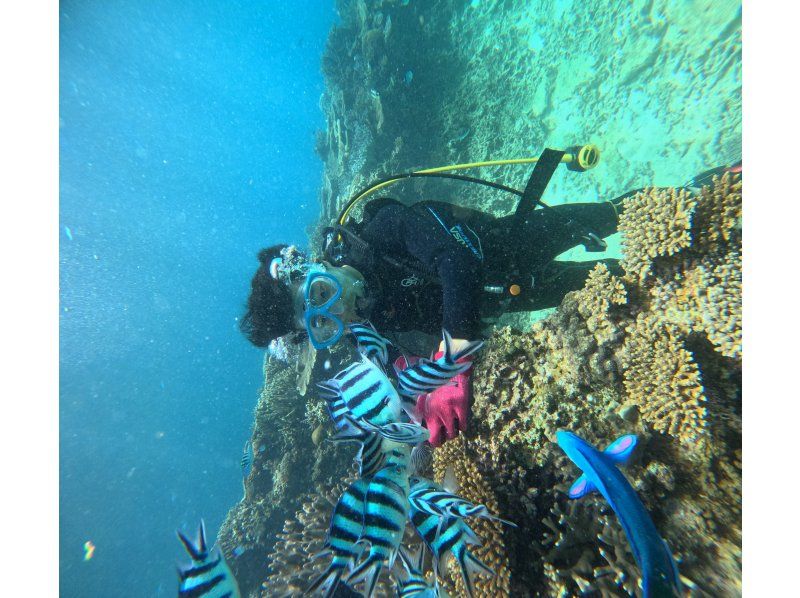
[240,440,253,479]
[323,381,428,446]
[395,330,483,405]
[409,508,493,598]
[347,450,412,597]
[348,321,392,366]
[327,423,387,478]
[307,479,369,598]
[240,440,254,501]
[408,477,516,528]
[176,520,241,598]
[319,355,403,426]
[395,545,440,597]
[355,417,430,445]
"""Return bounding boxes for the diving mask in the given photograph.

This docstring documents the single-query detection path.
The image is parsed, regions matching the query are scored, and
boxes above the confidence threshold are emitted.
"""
[294,263,369,350]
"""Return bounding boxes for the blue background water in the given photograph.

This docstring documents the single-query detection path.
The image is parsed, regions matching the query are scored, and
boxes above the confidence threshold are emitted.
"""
[59,1,334,595]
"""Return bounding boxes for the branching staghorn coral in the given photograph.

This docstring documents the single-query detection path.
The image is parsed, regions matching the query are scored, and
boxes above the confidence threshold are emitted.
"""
[574,262,628,346]
[619,186,698,282]
[619,313,708,445]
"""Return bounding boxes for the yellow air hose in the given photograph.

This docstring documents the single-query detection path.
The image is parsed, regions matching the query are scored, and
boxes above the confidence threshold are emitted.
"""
[337,144,599,226]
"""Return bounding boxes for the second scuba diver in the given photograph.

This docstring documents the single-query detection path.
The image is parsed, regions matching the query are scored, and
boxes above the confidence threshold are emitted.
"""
[239,148,741,447]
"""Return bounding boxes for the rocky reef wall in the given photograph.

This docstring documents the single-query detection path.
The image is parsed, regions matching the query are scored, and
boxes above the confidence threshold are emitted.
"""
[217,1,741,596]
[314,0,741,232]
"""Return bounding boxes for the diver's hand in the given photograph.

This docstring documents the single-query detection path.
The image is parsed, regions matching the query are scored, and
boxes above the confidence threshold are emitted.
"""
[417,352,474,447]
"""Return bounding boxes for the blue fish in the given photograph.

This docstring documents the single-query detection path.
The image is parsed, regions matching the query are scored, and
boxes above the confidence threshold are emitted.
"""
[556,431,683,598]
[308,478,369,597]
[395,545,439,597]
[176,520,241,598]
[404,69,413,86]
[347,450,412,597]
[348,321,391,366]
[64,225,73,241]
[319,355,404,426]
[395,330,482,409]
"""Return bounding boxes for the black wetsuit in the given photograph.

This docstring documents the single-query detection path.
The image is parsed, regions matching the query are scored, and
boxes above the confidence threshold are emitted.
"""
[343,197,621,339]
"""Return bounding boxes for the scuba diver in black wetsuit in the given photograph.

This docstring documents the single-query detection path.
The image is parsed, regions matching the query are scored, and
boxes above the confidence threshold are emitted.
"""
[239,146,741,446]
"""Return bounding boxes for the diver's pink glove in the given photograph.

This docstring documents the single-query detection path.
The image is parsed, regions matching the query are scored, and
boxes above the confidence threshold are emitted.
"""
[417,352,474,447]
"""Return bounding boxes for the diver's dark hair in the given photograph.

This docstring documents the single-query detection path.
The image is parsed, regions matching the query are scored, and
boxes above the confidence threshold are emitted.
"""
[240,245,295,347]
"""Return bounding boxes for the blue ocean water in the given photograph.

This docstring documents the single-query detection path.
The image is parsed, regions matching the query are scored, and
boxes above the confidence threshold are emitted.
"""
[59,2,334,595]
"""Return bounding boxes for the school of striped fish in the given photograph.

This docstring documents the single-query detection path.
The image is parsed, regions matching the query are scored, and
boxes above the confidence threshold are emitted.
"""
[172,320,683,597]
[307,323,514,598]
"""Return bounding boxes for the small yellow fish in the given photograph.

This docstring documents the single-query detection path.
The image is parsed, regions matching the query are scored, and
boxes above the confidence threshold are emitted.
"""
[83,540,95,561]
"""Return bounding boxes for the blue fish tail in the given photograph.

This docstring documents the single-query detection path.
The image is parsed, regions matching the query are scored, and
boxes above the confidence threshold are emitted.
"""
[347,556,382,598]
[306,561,345,597]
[453,544,494,598]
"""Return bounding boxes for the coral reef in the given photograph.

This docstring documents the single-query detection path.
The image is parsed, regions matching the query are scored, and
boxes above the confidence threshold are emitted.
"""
[466,175,741,595]
[219,174,741,595]
[216,1,741,594]
[619,186,697,282]
[315,0,741,229]
[575,262,627,346]
[259,477,393,597]
[538,492,642,597]
[216,347,355,596]
[431,436,512,597]
[619,313,708,444]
